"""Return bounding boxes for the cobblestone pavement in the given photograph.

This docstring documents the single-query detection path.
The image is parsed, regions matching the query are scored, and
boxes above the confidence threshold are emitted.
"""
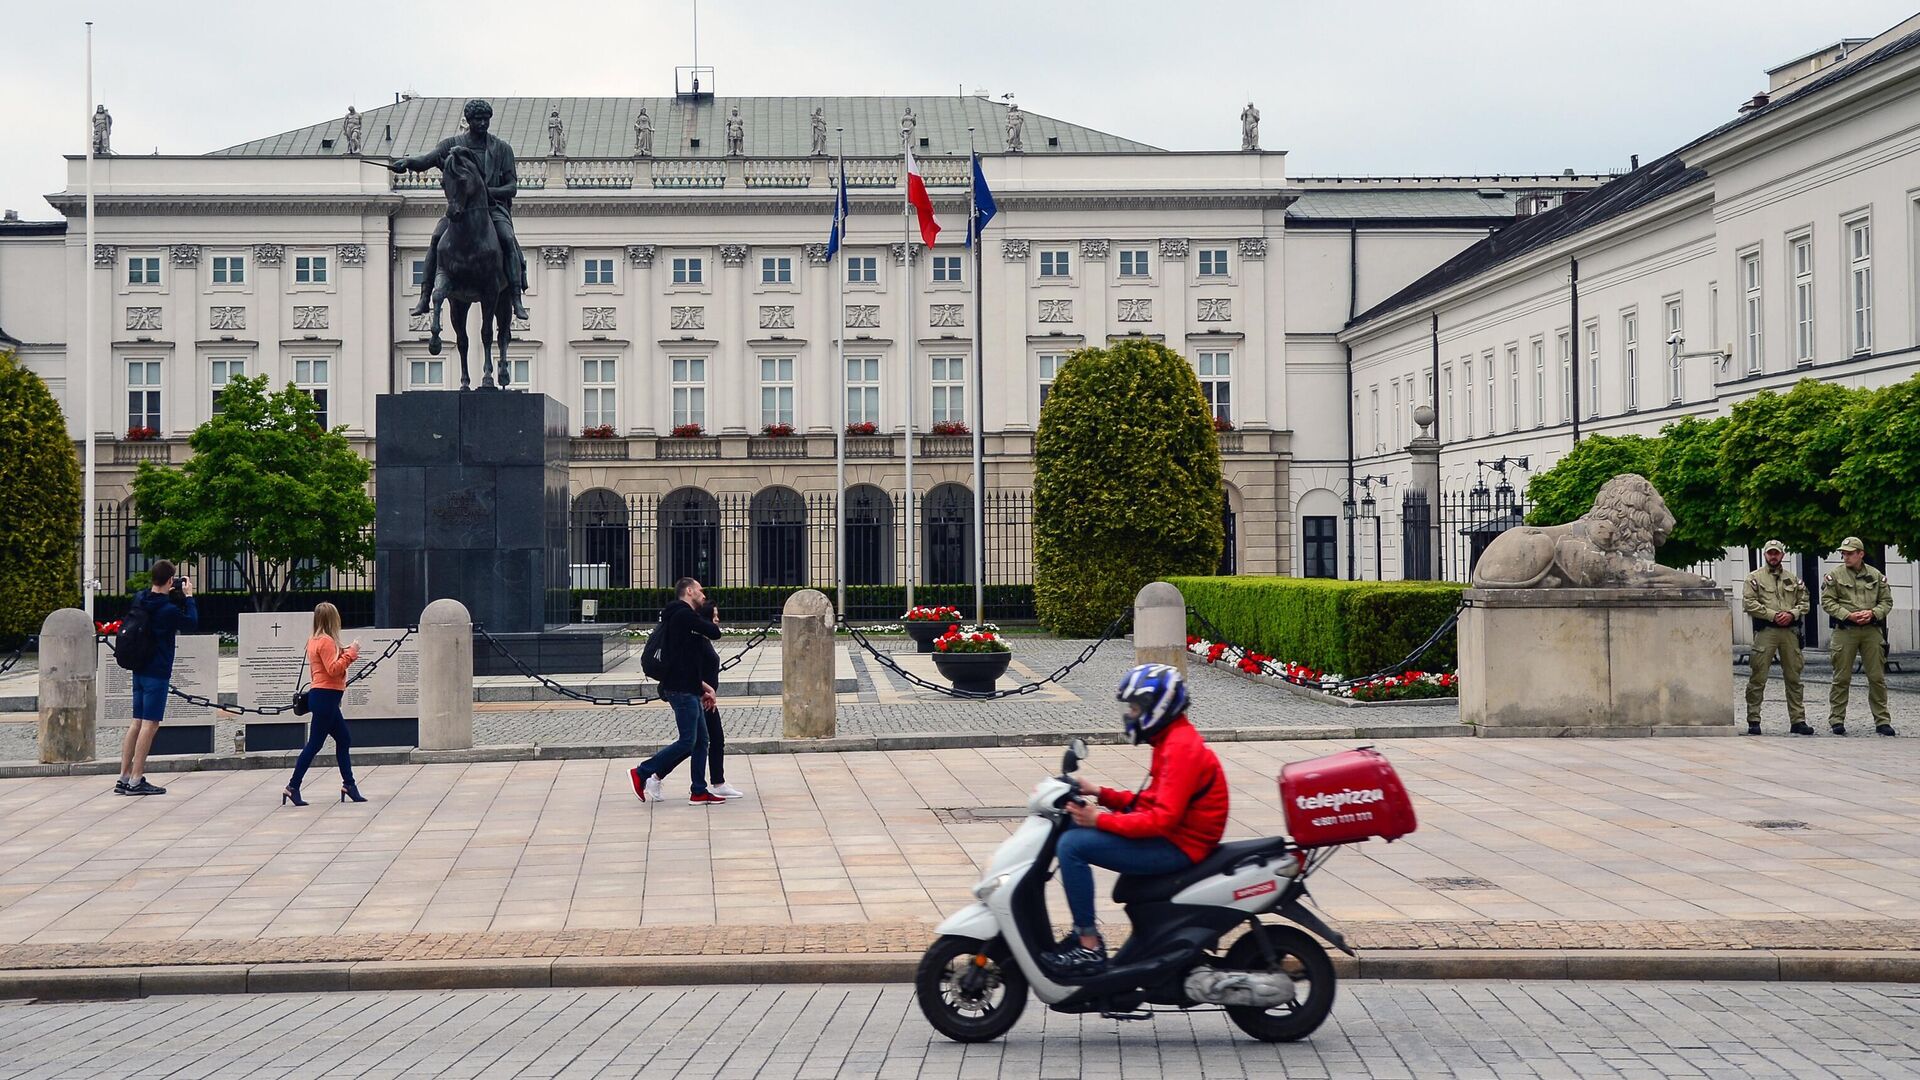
[7,981,1920,1079]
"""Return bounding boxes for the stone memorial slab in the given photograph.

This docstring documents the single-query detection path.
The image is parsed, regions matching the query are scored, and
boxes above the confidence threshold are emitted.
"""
[238,613,420,720]
[96,634,218,726]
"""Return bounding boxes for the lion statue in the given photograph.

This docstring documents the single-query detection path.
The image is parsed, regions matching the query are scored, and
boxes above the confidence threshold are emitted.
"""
[1471,473,1715,589]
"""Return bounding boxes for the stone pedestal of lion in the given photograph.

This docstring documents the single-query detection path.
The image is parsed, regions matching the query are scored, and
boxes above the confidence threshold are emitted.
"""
[1460,474,1734,737]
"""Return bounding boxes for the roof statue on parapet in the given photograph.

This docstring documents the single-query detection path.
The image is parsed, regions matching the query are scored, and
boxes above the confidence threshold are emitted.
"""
[1005,103,1024,152]
[634,106,653,156]
[92,105,112,155]
[900,106,917,145]
[1471,474,1714,589]
[342,106,363,155]
[810,107,827,156]
[546,108,566,156]
[725,106,745,156]
[1240,102,1260,151]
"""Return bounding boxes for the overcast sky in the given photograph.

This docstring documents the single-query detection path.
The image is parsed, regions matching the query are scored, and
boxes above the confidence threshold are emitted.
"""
[6,1,1914,218]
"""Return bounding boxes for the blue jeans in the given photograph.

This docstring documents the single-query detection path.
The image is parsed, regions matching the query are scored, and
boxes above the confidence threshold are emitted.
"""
[638,692,708,795]
[289,688,352,790]
[130,674,169,722]
[1056,824,1192,934]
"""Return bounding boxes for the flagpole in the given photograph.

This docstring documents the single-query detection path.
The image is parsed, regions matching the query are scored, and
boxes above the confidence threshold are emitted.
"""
[901,134,915,611]
[967,130,985,627]
[82,21,98,618]
[833,129,847,620]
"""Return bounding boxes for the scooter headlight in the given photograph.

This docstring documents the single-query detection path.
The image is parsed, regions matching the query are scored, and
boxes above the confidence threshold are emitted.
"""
[973,873,1012,901]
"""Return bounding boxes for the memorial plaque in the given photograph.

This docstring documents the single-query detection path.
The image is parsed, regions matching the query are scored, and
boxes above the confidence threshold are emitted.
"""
[96,634,219,725]
[239,612,420,720]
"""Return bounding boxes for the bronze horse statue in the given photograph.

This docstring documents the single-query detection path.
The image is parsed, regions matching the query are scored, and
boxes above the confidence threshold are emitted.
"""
[426,145,516,390]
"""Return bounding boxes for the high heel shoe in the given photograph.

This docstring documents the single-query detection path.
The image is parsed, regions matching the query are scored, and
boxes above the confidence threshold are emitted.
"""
[340,782,367,803]
[282,787,307,807]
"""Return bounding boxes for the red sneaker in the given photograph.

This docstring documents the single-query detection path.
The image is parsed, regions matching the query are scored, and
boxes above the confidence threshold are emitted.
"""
[630,767,648,801]
[688,791,725,806]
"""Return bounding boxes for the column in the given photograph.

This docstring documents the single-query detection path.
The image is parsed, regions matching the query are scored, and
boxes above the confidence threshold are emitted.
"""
[166,245,198,434]
[625,245,656,435]
[254,244,286,397]
[806,244,835,434]
[1239,238,1271,431]
[540,246,569,402]
[1161,238,1189,352]
[1000,240,1031,429]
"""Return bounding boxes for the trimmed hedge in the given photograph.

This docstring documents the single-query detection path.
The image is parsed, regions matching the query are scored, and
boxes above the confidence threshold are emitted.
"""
[571,584,1036,625]
[93,590,375,634]
[1169,576,1463,676]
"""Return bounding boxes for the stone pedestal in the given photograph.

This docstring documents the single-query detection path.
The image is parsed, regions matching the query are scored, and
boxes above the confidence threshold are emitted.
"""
[1133,581,1188,675]
[781,590,836,738]
[418,598,474,751]
[36,609,95,764]
[1459,587,1735,736]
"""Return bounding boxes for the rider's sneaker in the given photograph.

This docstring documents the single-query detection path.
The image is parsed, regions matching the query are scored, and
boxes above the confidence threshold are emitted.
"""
[709,782,745,799]
[1042,941,1108,977]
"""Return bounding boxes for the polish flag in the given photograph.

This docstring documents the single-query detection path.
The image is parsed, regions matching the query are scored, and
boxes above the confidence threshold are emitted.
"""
[905,145,940,247]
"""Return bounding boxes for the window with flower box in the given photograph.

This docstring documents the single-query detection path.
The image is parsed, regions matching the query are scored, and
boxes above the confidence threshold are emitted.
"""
[127,359,161,433]
[930,355,966,424]
[671,356,705,429]
[760,356,794,428]
[582,356,617,430]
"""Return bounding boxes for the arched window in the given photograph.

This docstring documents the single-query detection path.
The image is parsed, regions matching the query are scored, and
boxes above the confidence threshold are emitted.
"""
[657,487,719,588]
[749,486,807,586]
[844,485,894,586]
[923,483,974,585]
[572,488,631,589]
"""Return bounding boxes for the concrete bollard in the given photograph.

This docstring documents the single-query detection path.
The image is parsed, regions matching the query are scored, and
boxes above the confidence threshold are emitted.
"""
[781,589,837,739]
[1133,581,1188,675]
[36,608,97,764]
[418,598,474,751]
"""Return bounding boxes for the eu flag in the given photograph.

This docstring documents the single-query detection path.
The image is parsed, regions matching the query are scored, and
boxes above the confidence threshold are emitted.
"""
[967,153,996,248]
[825,159,851,260]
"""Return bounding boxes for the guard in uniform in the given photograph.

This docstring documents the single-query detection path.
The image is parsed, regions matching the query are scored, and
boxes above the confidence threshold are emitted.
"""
[1821,536,1895,736]
[1743,539,1810,735]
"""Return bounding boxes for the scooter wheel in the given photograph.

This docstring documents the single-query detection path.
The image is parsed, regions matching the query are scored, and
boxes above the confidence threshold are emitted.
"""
[1221,924,1337,1042]
[915,935,1027,1042]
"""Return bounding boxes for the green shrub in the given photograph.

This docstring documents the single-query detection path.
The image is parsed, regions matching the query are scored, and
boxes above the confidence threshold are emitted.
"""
[1170,576,1463,676]
[1035,340,1223,636]
[0,350,81,644]
[570,584,1036,625]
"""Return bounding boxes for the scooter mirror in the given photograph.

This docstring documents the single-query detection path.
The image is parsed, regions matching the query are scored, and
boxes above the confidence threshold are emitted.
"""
[1063,737,1089,774]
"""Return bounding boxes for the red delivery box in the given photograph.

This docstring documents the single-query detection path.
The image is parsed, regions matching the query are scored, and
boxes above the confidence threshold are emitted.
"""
[1280,748,1418,848]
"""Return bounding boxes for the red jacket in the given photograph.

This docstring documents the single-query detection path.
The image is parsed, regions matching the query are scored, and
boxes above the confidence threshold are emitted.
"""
[1095,716,1228,863]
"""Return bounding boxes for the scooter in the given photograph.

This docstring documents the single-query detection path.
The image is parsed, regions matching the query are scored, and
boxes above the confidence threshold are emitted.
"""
[915,739,1414,1043]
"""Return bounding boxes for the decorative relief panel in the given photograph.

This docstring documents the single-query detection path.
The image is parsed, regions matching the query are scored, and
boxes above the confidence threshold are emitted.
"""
[1196,298,1232,322]
[1117,299,1152,323]
[168,245,201,267]
[1080,239,1109,260]
[335,243,368,266]
[625,244,656,267]
[929,304,964,328]
[293,306,330,330]
[845,304,880,329]
[1037,299,1072,323]
[1159,238,1190,259]
[1238,237,1268,260]
[209,306,246,331]
[670,306,705,331]
[512,314,530,332]
[92,244,118,267]
[803,243,830,266]
[719,244,749,266]
[126,307,162,331]
[252,244,285,266]
[408,312,432,332]
[583,307,617,331]
[540,246,571,269]
[1000,238,1030,262]
[759,305,795,330]
[889,241,924,265]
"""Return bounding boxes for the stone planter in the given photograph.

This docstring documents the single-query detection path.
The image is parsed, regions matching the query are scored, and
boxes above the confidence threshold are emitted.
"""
[904,620,949,654]
[932,650,1012,694]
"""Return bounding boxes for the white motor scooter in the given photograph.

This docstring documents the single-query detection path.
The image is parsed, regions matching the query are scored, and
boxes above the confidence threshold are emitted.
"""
[915,739,1411,1043]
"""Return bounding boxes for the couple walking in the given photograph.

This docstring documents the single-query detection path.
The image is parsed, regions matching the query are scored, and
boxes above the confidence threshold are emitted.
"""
[631,578,744,805]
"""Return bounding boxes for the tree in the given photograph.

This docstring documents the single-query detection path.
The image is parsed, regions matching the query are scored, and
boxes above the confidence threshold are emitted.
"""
[133,375,373,611]
[0,350,81,643]
[1836,373,1920,560]
[1524,434,1656,526]
[1717,378,1866,556]
[1648,415,1737,568]
[1033,339,1223,635]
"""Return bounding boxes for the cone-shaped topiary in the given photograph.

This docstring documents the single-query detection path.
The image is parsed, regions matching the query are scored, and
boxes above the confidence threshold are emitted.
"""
[1034,339,1224,635]
[0,350,81,644]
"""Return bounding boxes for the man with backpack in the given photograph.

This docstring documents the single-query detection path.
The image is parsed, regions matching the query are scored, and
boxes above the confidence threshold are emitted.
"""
[631,578,724,805]
[113,559,198,796]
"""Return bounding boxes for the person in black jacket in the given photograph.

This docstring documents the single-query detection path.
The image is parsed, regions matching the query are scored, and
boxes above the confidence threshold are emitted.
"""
[631,578,725,805]
[697,598,744,799]
[117,559,198,797]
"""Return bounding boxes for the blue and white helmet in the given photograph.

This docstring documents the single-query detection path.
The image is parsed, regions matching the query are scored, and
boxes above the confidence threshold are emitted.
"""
[1116,663,1188,745]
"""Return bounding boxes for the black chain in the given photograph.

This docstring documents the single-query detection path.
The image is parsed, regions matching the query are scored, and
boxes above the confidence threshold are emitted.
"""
[840,612,1131,700]
[717,615,779,673]
[1184,604,1463,691]
[165,628,417,716]
[471,613,778,707]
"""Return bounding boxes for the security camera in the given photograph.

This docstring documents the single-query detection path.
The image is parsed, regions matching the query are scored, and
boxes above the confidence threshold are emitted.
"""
[1666,331,1683,347]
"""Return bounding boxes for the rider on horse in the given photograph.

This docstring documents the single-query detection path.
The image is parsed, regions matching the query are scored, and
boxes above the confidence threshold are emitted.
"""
[389,98,530,322]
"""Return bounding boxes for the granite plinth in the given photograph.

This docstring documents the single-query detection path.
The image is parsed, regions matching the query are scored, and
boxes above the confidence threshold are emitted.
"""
[473,625,636,677]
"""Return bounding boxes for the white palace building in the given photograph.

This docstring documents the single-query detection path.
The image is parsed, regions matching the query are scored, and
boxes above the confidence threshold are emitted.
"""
[2,15,1917,645]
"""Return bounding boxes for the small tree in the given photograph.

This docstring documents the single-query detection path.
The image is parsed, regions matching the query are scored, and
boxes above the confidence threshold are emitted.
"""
[0,351,81,642]
[133,375,373,611]
[1648,415,1737,568]
[1836,373,1920,560]
[1525,434,1657,526]
[1717,379,1865,555]
[1033,340,1223,635]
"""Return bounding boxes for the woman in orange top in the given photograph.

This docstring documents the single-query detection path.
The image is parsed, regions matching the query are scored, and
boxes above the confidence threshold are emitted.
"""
[282,602,363,806]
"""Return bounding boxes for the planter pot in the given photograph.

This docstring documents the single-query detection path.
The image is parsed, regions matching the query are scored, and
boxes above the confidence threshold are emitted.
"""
[905,620,950,654]
[932,650,1013,694]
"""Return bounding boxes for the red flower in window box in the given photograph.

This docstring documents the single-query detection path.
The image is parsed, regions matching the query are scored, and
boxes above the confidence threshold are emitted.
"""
[761,423,795,438]
[580,424,616,439]
[670,423,705,439]
[1213,416,1236,433]
[846,421,879,436]
[929,420,971,437]
[124,426,158,442]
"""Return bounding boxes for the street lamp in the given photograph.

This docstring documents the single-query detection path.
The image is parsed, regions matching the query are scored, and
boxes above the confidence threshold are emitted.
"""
[1353,475,1389,580]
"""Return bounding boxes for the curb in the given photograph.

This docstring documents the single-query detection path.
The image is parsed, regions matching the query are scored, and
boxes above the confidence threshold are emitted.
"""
[7,949,1920,1001]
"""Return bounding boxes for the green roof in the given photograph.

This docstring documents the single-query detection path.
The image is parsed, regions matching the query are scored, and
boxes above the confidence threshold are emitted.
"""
[212,96,1161,159]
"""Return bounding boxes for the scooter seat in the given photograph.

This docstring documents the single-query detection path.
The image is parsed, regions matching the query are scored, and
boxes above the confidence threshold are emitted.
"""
[1111,837,1292,905]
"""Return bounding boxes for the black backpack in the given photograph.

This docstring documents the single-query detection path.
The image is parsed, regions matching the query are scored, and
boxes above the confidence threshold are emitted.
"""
[640,616,670,681]
[112,601,159,672]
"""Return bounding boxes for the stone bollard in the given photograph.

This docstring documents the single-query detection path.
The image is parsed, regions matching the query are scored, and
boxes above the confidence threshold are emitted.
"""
[418,598,474,751]
[781,589,837,738]
[37,608,97,764]
[1133,581,1188,675]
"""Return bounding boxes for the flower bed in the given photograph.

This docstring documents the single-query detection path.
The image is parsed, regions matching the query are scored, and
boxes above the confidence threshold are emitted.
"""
[846,421,878,436]
[761,422,795,438]
[929,420,970,437]
[1186,634,1457,704]
[124,426,159,441]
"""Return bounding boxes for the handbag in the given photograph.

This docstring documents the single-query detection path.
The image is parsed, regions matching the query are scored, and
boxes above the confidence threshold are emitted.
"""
[292,649,310,716]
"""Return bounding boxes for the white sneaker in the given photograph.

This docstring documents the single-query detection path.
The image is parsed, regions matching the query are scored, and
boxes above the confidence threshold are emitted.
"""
[644,773,662,803]
[710,782,745,799]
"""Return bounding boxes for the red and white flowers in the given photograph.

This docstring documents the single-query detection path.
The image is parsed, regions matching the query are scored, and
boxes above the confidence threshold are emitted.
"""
[1184,634,1457,701]
[904,604,963,623]
[933,626,1010,654]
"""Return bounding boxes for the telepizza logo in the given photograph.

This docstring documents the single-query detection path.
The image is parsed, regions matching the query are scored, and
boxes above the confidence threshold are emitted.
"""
[1233,880,1278,901]
[1293,788,1384,813]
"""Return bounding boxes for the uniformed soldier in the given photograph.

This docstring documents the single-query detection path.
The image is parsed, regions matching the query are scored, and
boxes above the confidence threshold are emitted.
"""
[1742,539,1810,735]
[1821,536,1896,736]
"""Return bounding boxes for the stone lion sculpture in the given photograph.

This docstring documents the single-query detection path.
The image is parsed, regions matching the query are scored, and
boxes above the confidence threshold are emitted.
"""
[1471,473,1714,589]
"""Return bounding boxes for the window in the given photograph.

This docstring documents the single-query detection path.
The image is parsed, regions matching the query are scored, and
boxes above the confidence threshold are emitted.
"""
[672,256,703,285]
[409,357,444,389]
[1390,381,1402,447]
[846,256,877,284]
[505,357,531,389]
[1584,324,1600,418]
[1709,283,1719,355]
[1118,249,1150,278]
[1531,339,1545,426]
[1462,358,1475,438]
[760,256,792,285]
[1848,217,1872,355]
[584,258,615,286]
[409,258,426,290]
[127,360,161,432]
[209,357,243,415]
[760,356,794,428]
[1507,346,1520,432]
[1368,387,1381,451]
[1038,353,1065,409]
[1196,351,1231,423]
[1443,364,1454,438]
[127,256,160,286]
[847,356,880,427]
[1484,351,1496,434]
[1557,331,1572,423]
[1622,312,1638,412]
[1197,248,1229,277]
[1039,249,1071,278]
[1791,235,1814,365]
[294,255,328,284]
[212,255,245,285]
[582,357,617,429]
[932,255,963,283]
[1740,252,1762,374]
[1665,299,1684,403]
[670,356,705,428]
[930,355,966,424]
[1302,516,1338,579]
[294,357,329,429]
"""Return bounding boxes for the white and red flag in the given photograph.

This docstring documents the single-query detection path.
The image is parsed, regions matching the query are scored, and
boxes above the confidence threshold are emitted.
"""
[905,145,940,246]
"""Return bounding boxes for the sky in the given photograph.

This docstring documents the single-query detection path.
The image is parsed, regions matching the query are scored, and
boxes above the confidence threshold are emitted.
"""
[4,0,1915,219]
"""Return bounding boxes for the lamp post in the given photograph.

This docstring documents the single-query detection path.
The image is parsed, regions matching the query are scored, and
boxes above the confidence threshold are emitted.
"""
[1352,474,1389,580]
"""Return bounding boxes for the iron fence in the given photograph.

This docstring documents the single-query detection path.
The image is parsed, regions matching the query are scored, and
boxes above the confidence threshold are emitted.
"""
[1407,488,1531,583]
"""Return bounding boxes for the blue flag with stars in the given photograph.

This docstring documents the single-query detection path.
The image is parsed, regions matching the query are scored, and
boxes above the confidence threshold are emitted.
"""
[967,153,996,248]
[825,159,851,260]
